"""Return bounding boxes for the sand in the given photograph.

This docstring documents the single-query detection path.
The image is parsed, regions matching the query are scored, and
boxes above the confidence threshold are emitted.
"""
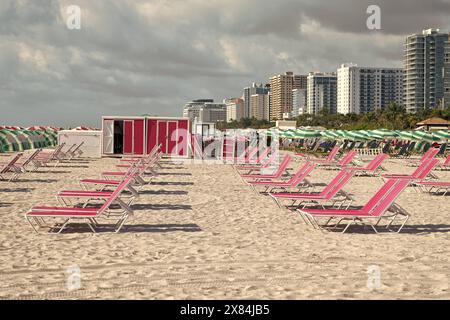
[0,151,449,299]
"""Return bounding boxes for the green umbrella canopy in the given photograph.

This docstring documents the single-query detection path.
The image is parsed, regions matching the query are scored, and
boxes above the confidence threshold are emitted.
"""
[320,130,343,139]
[0,130,25,152]
[370,129,399,138]
[410,131,441,143]
[344,131,371,141]
[432,130,450,140]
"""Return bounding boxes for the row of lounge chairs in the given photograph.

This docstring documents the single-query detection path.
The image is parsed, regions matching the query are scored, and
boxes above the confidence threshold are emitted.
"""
[234,144,449,233]
[0,142,85,181]
[24,145,163,234]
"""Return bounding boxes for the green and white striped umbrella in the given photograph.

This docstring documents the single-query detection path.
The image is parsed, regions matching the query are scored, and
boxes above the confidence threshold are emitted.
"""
[395,131,415,141]
[411,131,440,143]
[370,129,399,138]
[432,130,450,140]
[320,131,342,139]
[342,130,371,141]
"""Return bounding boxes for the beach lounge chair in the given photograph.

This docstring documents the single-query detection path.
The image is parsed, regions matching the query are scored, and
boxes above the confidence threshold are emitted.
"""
[405,147,439,167]
[11,149,42,174]
[269,169,354,209]
[234,147,272,170]
[381,158,439,182]
[63,142,85,160]
[346,153,389,176]
[297,178,411,233]
[0,153,24,181]
[26,177,134,234]
[414,179,450,196]
[245,162,316,193]
[32,143,66,168]
[435,155,450,171]
[239,154,292,180]
[297,145,340,162]
[315,150,358,169]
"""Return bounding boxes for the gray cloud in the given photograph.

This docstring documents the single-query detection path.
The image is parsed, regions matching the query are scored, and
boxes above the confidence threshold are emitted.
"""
[0,0,449,127]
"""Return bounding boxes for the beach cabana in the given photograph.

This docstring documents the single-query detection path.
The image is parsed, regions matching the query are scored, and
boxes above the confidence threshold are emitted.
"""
[102,116,190,157]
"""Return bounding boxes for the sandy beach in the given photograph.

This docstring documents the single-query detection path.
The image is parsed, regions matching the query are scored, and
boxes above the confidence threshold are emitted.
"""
[0,152,449,299]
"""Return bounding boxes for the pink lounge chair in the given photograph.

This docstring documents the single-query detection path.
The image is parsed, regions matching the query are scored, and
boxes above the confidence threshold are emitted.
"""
[382,158,439,181]
[405,147,439,167]
[298,178,411,233]
[315,150,358,169]
[245,162,316,193]
[234,147,272,171]
[297,145,340,162]
[414,180,450,196]
[0,153,23,181]
[239,154,292,180]
[269,169,355,209]
[26,178,134,234]
[12,149,42,173]
[436,155,450,171]
[346,153,389,176]
[33,143,66,168]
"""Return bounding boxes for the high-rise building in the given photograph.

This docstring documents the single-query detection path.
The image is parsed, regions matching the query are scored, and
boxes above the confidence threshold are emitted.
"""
[404,28,450,112]
[293,75,308,90]
[183,99,227,123]
[292,88,308,117]
[337,63,404,114]
[250,93,270,120]
[269,72,307,120]
[225,98,245,122]
[243,83,270,118]
[307,72,337,115]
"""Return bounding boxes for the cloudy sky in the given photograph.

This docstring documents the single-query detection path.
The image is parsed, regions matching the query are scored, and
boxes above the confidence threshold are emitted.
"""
[1,0,450,127]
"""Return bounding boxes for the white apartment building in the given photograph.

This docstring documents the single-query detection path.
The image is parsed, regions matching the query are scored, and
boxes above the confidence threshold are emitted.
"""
[183,99,227,123]
[250,93,270,121]
[225,98,245,122]
[307,72,337,115]
[337,63,404,114]
[292,88,308,117]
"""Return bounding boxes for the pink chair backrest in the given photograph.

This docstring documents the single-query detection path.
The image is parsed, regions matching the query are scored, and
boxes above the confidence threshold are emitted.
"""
[338,151,357,166]
[444,155,450,166]
[326,146,340,161]
[291,162,316,186]
[415,158,439,180]
[362,179,398,214]
[366,153,388,171]
[0,153,23,173]
[22,149,42,166]
[321,169,354,199]
[261,151,279,168]
[99,177,133,214]
[420,147,439,162]
[287,161,314,183]
[272,154,292,177]
[412,158,439,179]
[255,147,270,164]
[367,179,410,217]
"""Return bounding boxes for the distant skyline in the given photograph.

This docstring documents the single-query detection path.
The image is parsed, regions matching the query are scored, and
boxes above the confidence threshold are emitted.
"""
[1,0,450,127]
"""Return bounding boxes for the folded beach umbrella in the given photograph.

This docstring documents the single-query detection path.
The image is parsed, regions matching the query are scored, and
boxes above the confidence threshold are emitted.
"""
[395,131,415,141]
[293,129,322,139]
[338,130,370,141]
[370,129,399,139]
[320,130,342,139]
[411,131,441,143]
[432,130,450,140]
[0,130,25,152]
